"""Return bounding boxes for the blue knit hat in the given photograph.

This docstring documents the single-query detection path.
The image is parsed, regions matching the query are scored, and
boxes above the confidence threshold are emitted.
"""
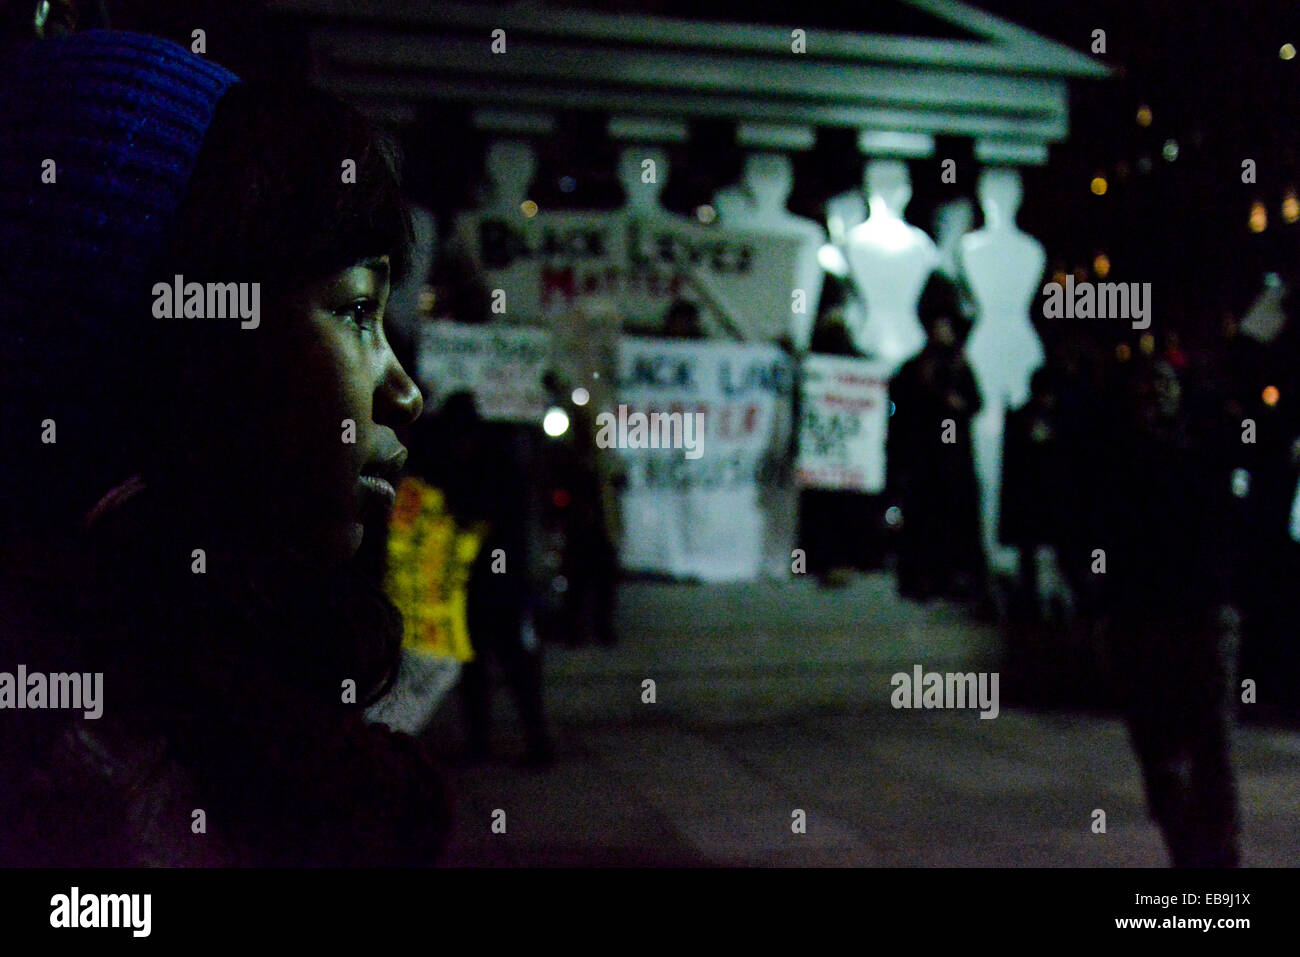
[0,31,238,529]
[0,30,238,357]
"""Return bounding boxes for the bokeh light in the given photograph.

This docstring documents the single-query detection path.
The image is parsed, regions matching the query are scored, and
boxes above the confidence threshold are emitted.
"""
[1249,201,1268,233]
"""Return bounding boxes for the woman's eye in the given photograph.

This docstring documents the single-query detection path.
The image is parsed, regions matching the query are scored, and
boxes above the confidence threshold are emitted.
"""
[338,300,381,331]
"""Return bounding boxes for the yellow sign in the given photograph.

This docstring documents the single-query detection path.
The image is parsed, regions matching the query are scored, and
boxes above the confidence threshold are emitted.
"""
[384,477,485,663]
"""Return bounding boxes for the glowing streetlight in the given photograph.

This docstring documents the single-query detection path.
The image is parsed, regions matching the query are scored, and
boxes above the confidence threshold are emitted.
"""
[1090,175,1108,196]
[543,406,570,436]
[1282,43,1296,60]
[1136,104,1153,127]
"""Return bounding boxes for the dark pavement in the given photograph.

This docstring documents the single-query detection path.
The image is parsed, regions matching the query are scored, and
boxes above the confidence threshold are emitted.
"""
[424,574,1300,867]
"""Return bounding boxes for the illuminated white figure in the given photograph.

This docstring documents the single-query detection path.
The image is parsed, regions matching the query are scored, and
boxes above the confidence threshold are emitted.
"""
[961,167,1047,570]
[618,144,673,219]
[821,188,869,346]
[723,153,827,351]
[933,198,975,280]
[845,159,938,369]
[484,139,536,214]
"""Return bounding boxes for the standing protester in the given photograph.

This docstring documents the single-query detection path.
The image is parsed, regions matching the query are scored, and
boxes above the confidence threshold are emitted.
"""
[418,393,556,767]
[798,307,884,583]
[1096,358,1242,867]
[886,273,986,605]
[0,33,450,864]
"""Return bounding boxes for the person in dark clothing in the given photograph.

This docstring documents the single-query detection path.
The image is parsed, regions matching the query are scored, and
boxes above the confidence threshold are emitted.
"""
[886,273,986,603]
[1097,358,1242,868]
[415,393,555,767]
[1000,368,1067,615]
[0,34,449,865]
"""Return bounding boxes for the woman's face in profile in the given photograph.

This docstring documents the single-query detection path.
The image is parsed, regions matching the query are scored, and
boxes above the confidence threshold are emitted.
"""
[249,255,423,563]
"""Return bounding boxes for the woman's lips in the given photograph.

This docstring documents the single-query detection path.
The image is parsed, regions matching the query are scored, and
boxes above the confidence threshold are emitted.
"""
[358,474,397,510]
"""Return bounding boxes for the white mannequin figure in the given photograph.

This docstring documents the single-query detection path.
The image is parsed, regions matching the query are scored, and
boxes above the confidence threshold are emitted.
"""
[484,139,536,215]
[845,159,938,370]
[933,198,975,280]
[722,153,827,351]
[961,166,1046,572]
[618,144,674,220]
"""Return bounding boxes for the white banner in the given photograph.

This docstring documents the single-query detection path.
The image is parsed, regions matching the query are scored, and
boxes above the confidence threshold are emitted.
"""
[453,209,804,341]
[796,355,891,492]
[608,337,795,581]
[414,320,552,422]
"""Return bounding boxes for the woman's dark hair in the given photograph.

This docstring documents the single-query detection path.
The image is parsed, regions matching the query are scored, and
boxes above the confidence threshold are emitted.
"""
[162,79,413,294]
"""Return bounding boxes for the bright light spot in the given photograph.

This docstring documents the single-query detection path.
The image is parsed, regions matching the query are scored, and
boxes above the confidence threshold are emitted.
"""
[1139,332,1156,356]
[1249,201,1268,233]
[1116,343,1132,362]
[1231,468,1251,499]
[1282,43,1296,60]
[1136,104,1153,127]
[889,401,896,417]
[1090,176,1108,196]
[1283,189,1299,224]
[520,199,539,218]
[558,176,577,193]
[543,406,570,436]
[571,387,590,406]
[1162,139,1179,162]
[817,243,850,278]
[695,204,717,224]
[1093,253,1111,278]
[1262,385,1280,406]
[884,506,903,528]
